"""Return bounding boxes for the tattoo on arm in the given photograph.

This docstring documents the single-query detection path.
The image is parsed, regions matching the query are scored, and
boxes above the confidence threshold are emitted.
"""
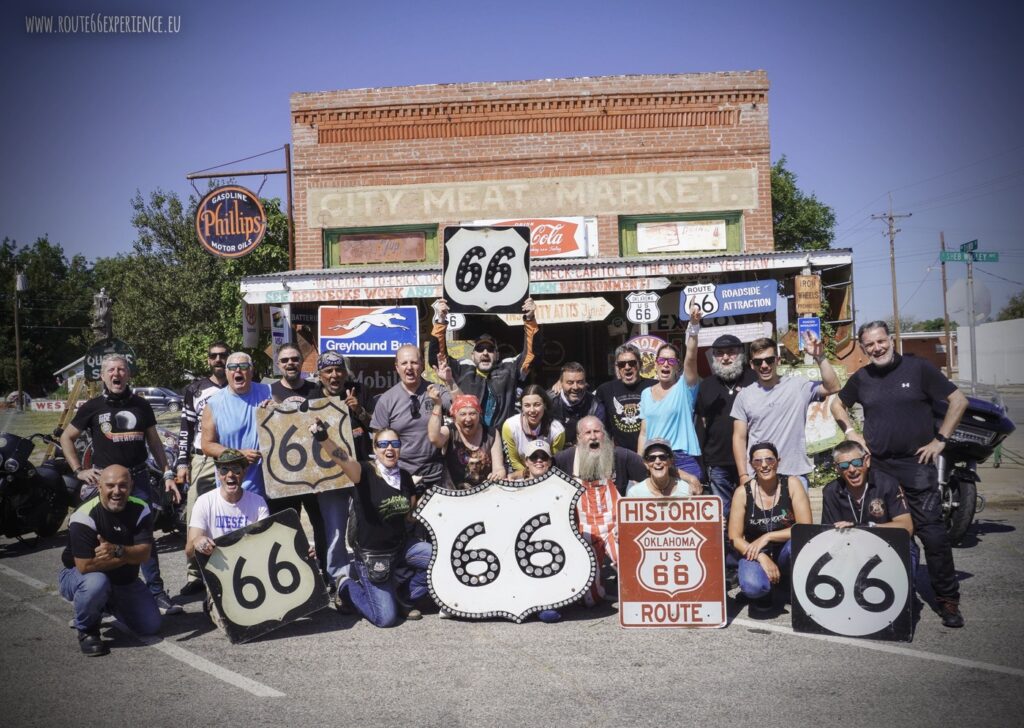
[331,448,348,461]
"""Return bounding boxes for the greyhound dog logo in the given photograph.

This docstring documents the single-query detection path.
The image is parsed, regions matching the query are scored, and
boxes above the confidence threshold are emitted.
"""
[327,308,409,339]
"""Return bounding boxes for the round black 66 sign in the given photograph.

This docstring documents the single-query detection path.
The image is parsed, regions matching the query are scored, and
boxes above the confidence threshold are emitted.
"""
[790,525,913,641]
[443,226,530,313]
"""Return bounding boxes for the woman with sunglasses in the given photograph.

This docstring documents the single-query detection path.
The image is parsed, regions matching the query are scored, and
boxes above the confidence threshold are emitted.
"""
[427,390,506,487]
[727,441,811,615]
[636,304,704,483]
[309,421,431,627]
[500,385,566,477]
[626,439,703,497]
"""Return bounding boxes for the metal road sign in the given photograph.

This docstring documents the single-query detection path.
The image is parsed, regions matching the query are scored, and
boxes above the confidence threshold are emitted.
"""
[941,251,999,263]
[940,251,969,263]
[972,252,999,263]
[960,239,978,253]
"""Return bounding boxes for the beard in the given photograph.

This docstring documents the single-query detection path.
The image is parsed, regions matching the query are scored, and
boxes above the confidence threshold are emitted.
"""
[711,356,746,382]
[578,438,616,482]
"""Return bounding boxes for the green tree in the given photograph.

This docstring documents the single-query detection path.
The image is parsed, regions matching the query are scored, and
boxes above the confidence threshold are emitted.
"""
[997,290,1024,321]
[910,317,957,332]
[771,156,836,251]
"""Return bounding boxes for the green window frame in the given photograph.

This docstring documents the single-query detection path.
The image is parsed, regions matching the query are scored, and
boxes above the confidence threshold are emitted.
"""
[618,212,743,257]
[323,224,439,268]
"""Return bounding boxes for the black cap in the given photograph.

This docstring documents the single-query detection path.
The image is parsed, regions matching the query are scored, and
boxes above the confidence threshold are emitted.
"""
[475,333,497,346]
[711,334,743,349]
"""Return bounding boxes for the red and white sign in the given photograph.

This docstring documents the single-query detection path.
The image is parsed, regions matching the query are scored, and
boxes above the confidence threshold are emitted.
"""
[617,497,726,628]
[470,217,594,258]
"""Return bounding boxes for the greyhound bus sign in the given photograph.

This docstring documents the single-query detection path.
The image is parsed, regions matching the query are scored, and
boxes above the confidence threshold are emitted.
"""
[318,305,420,358]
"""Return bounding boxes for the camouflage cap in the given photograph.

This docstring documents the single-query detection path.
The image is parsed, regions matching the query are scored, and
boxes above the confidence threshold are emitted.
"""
[215,448,248,467]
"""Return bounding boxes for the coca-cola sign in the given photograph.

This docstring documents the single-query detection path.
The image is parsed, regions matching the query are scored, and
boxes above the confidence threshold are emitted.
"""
[470,217,590,258]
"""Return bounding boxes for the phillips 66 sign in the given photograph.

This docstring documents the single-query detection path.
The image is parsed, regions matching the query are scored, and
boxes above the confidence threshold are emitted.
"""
[414,469,596,622]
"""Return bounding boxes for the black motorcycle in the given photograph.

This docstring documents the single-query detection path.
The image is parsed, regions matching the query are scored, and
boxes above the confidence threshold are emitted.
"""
[934,394,1015,544]
[0,431,75,543]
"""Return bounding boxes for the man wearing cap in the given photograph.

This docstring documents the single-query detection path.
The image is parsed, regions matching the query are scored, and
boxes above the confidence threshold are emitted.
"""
[596,343,654,452]
[431,298,540,431]
[186,449,270,630]
[554,416,647,606]
[314,351,373,591]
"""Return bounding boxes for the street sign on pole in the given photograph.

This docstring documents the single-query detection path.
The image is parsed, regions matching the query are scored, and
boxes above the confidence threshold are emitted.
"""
[940,250,998,264]
[940,251,968,263]
[960,239,978,253]
[972,252,999,263]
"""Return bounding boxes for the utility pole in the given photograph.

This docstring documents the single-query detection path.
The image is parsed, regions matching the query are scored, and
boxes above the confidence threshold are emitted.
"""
[13,271,28,412]
[939,232,953,378]
[872,194,912,353]
[966,252,978,395]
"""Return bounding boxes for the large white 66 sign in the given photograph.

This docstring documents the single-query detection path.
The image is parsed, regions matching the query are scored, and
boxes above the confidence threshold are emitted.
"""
[683,283,719,318]
[443,226,530,313]
[791,525,913,641]
[198,509,330,644]
[415,469,596,622]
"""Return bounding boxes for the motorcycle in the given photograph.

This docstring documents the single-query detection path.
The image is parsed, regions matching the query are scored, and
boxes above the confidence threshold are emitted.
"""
[934,394,1015,544]
[0,431,75,543]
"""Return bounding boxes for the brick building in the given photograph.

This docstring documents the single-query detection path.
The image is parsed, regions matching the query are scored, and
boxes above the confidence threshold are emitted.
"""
[242,72,854,394]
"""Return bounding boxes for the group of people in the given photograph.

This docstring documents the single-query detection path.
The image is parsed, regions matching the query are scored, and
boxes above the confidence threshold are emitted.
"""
[57,301,969,655]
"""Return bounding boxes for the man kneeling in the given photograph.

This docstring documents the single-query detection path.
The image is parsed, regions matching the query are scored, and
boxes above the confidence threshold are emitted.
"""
[59,465,161,656]
[186,449,269,631]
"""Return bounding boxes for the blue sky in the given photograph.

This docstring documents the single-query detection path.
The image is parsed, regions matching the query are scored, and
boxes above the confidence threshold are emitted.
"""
[3,0,1022,325]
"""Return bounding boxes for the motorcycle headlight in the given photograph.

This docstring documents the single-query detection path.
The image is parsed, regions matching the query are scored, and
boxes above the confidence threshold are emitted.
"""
[4,458,19,473]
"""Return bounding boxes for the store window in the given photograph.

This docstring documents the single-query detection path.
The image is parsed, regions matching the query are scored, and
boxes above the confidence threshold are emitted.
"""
[618,212,743,257]
[323,224,439,268]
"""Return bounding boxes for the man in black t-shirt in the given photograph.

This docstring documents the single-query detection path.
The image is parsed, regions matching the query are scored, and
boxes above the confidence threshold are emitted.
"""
[831,320,968,628]
[60,354,182,616]
[269,343,328,582]
[596,344,654,451]
[58,465,162,656]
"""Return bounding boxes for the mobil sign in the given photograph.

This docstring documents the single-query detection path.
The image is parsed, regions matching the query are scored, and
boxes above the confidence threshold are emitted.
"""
[318,306,419,358]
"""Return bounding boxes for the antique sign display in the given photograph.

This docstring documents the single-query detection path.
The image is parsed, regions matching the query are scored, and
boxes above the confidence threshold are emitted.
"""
[84,338,138,381]
[197,509,330,644]
[414,468,597,623]
[442,226,530,313]
[681,280,778,321]
[791,525,913,642]
[258,398,356,500]
[624,335,668,379]
[470,217,593,258]
[318,305,419,358]
[195,185,267,258]
[625,291,661,325]
[636,220,728,253]
[617,496,727,628]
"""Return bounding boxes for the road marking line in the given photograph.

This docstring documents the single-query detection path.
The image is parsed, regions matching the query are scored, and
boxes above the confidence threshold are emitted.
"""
[0,562,285,697]
[733,617,1024,678]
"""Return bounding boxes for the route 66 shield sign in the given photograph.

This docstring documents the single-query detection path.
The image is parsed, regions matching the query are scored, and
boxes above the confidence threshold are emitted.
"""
[635,527,707,597]
[414,468,596,622]
[258,398,356,500]
[625,291,661,325]
[442,226,530,313]
[197,509,330,644]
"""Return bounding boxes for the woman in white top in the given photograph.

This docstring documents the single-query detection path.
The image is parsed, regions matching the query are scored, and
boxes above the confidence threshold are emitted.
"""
[626,438,703,498]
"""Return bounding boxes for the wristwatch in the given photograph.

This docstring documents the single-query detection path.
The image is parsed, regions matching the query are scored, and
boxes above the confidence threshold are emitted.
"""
[113,544,125,558]
[934,433,948,444]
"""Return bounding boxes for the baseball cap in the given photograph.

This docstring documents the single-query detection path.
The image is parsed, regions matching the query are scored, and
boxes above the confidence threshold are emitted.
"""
[711,334,743,349]
[525,440,552,458]
[475,333,497,347]
[215,449,248,467]
[642,438,674,458]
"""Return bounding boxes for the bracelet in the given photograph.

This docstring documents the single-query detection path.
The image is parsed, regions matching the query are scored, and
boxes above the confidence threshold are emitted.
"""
[162,470,175,480]
[844,427,856,435]
[686,324,700,338]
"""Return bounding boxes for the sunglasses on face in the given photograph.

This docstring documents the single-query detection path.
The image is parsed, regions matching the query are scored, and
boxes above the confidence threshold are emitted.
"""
[375,439,401,450]
[474,344,496,353]
[226,363,252,371]
[837,457,865,471]
[751,356,777,368]
[208,352,228,360]
[616,360,638,369]
[752,456,777,466]
[656,357,680,367]
[645,452,671,463]
[216,464,244,475]
[279,356,301,363]
[527,453,551,462]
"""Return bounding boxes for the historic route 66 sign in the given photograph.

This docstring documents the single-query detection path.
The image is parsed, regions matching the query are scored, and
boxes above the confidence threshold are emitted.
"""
[442,226,530,313]
[617,497,726,628]
[682,283,719,319]
[791,525,913,642]
[625,291,661,325]
[258,398,356,500]
[197,509,330,644]
[414,468,596,622]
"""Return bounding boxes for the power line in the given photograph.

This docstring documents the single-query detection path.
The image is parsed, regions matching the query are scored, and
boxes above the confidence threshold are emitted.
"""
[189,146,285,175]
[976,268,1024,287]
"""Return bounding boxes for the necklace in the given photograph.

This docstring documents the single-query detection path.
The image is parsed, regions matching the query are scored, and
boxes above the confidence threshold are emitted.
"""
[649,477,676,496]
[756,479,781,526]
[845,485,868,525]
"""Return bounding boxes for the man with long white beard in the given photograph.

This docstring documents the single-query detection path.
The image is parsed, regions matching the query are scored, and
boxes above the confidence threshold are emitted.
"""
[554,416,647,606]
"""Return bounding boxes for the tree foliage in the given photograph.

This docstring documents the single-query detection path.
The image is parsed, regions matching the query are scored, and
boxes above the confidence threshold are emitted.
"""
[997,290,1024,321]
[771,156,836,251]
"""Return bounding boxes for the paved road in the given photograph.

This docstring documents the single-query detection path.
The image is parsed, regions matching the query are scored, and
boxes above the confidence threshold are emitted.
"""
[2,502,1023,727]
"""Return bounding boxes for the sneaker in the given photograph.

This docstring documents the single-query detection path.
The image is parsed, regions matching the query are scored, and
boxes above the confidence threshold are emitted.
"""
[403,608,423,621]
[78,630,109,657]
[938,598,965,628]
[155,592,184,616]
[749,595,774,618]
[438,609,453,620]
[179,580,205,596]
[332,589,355,615]
[538,609,562,624]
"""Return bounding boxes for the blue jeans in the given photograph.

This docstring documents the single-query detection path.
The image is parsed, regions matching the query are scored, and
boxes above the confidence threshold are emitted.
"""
[340,540,432,628]
[59,568,161,635]
[738,541,792,600]
[318,488,352,587]
[672,451,703,482]
[130,469,165,598]
[707,465,740,571]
